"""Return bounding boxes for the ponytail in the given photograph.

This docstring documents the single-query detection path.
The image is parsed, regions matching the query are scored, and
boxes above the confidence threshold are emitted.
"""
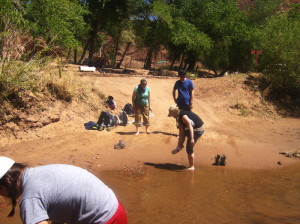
[0,163,26,217]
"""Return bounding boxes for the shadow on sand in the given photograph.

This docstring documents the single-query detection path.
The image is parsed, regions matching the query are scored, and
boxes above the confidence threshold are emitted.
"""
[144,162,186,171]
[151,131,177,137]
[116,131,137,135]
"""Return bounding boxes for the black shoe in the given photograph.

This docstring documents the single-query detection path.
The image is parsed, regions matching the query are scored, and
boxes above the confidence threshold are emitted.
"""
[214,154,221,165]
[220,155,226,166]
[107,126,111,132]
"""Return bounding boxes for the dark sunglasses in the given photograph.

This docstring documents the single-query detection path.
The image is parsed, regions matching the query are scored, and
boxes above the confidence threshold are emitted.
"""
[141,83,147,86]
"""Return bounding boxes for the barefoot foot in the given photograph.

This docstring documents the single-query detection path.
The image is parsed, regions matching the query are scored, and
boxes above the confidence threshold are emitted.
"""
[186,166,195,171]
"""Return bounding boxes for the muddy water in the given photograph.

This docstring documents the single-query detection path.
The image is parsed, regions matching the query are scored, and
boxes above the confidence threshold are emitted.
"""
[1,163,300,224]
[101,162,300,224]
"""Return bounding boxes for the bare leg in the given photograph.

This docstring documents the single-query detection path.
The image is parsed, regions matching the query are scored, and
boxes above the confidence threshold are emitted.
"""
[187,153,195,170]
[135,126,140,135]
[145,126,150,134]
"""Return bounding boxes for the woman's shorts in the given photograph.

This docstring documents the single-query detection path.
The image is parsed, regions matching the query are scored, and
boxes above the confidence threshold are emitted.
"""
[185,130,204,154]
[106,200,128,224]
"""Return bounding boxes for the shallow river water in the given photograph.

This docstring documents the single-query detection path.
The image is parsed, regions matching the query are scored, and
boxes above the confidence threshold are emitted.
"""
[1,162,300,224]
[101,162,300,224]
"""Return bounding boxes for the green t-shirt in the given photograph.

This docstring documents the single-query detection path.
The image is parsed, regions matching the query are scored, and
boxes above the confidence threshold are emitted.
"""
[134,85,150,106]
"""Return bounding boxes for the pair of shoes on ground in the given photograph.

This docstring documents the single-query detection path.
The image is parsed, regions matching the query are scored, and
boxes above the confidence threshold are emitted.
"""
[98,125,111,132]
[114,140,126,149]
[214,154,226,166]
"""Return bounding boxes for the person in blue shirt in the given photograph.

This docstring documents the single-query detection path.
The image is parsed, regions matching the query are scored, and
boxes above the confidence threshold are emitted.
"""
[132,78,152,135]
[172,70,194,111]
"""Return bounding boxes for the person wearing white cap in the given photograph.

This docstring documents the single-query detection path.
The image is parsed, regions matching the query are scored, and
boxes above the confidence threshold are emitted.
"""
[0,157,127,224]
[168,105,205,170]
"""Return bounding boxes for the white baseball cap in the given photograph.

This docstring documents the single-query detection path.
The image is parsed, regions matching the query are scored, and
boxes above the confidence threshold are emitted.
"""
[0,157,15,180]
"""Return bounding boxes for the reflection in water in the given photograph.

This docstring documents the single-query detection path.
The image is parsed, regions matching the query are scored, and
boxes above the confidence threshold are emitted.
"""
[1,163,300,224]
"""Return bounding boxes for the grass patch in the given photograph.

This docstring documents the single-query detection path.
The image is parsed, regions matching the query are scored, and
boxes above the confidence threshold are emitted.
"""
[39,62,106,109]
[230,102,253,116]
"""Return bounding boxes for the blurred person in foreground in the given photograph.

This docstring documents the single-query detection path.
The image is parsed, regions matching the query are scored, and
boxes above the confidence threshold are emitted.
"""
[168,105,205,170]
[0,157,127,224]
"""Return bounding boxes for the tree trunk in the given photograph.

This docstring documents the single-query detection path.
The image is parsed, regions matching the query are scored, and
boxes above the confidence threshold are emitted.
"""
[144,49,153,70]
[170,56,177,69]
[102,51,111,67]
[129,56,133,68]
[212,69,218,76]
[89,0,105,59]
[178,53,185,71]
[65,48,71,63]
[170,58,175,68]
[112,27,122,68]
[187,59,196,71]
[74,48,77,64]
[78,39,91,64]
[183,62,188,70]
[116,42,131,68]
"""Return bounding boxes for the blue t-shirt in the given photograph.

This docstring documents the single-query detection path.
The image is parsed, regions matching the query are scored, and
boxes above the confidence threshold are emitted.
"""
[174,79,194,106]
[20,164,118,224]
[134,85,150,106]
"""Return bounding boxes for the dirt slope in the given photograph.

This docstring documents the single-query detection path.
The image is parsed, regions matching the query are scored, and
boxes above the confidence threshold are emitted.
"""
[0,67,299,173]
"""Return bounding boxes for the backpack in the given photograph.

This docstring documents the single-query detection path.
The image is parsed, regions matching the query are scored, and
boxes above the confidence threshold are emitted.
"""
[84,121,98,130]
[119,110,128,126]
[123,103,134,115]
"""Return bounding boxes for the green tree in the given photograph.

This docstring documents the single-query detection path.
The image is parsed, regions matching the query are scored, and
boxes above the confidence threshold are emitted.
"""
[25,0,88,50]
[169,18,211,71]
[0,0,47,108]
[246,0,281,25]
[167,0,254,74]
[78,0,130,63]
[0,0,26,56]
[131,0,173,69]
[258,13,300,101]
[195,0,252,75]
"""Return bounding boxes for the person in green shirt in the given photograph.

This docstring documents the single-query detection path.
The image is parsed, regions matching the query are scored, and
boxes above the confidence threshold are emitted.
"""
[132,78,152,135]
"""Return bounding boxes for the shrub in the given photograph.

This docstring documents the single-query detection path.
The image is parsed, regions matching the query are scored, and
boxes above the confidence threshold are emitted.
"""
[259,14,300,103]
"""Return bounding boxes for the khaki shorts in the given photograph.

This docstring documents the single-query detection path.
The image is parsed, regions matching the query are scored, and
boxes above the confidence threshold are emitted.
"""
[134,104,150,127]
